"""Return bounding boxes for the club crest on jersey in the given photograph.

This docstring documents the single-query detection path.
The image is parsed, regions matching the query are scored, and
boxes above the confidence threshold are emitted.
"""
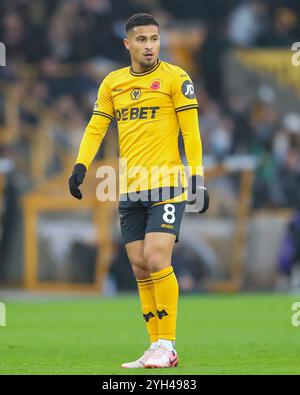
[131,88,141,100]
[181,80,195,99]
[150,80,160,90]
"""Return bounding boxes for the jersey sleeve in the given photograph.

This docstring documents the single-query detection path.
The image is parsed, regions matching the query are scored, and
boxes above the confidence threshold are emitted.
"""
[75,77,113,169]
[93,77,114,121]
[171,68,199,113]
[75,114,111,169]
[177,109,203,177]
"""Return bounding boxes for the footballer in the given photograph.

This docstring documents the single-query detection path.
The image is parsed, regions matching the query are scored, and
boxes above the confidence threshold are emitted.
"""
[69,13,209,368]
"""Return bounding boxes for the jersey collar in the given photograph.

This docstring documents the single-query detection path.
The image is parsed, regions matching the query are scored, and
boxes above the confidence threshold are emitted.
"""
[130,59,161,77]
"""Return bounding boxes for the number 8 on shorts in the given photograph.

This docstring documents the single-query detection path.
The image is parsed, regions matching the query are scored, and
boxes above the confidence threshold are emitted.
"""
[163,204,176,224]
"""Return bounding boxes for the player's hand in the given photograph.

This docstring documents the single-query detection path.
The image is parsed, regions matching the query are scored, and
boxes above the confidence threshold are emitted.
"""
[187,175,209,213]
[68,163,87,200]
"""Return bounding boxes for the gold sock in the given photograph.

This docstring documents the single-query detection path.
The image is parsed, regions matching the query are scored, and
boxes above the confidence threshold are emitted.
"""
[137,278,158,343]
[151,266,179,341]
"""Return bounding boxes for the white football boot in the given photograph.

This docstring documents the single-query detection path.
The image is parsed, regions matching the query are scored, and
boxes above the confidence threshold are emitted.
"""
[144,345,179,368]
[121,346,157,368]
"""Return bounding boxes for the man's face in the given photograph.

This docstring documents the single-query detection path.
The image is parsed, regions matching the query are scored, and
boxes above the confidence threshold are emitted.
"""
[124,25,160,69]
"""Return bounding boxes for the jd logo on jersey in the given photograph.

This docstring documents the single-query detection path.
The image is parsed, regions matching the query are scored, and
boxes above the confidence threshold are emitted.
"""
[131,88,141,100]
[181,80,195,99]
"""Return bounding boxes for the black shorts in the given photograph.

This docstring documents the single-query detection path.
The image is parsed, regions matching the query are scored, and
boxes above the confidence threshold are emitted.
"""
[119,188,187,245]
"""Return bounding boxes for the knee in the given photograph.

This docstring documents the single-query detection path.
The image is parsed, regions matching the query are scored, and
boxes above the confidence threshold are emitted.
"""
[128,253,147,272]
[129,256,150,280]
[144,247,168,273]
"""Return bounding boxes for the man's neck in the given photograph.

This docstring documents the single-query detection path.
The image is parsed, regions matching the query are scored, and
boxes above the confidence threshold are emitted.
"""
[131,59,158,74]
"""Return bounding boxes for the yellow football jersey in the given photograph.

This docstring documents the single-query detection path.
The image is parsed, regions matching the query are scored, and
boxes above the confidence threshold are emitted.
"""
[76,59,203,194]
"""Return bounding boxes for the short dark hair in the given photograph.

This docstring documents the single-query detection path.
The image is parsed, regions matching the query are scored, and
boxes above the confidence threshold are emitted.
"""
[125,13,159,34]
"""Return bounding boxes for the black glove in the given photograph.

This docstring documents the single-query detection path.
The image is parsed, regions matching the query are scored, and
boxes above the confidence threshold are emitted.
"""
[69,163,87,200]
[188,175,209,213]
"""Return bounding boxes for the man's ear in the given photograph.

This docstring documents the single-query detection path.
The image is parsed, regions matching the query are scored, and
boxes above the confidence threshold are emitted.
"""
[123,38,130,51]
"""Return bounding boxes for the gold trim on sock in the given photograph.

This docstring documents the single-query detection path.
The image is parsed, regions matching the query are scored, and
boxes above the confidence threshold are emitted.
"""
[151,267,174,282]
[137,277,153,284]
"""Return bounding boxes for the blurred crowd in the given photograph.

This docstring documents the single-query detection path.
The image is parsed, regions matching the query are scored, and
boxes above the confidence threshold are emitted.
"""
[0,0,300,209]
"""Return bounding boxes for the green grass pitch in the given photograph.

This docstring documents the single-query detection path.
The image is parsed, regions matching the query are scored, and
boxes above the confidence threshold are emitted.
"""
[0,294,300,374]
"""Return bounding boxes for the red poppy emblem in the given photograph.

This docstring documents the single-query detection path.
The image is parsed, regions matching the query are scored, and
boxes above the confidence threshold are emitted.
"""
[150,81,160,90]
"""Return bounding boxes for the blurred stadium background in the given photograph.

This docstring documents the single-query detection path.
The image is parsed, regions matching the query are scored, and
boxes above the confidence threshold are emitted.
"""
[1,0,300,376]
[1,0,300,296]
